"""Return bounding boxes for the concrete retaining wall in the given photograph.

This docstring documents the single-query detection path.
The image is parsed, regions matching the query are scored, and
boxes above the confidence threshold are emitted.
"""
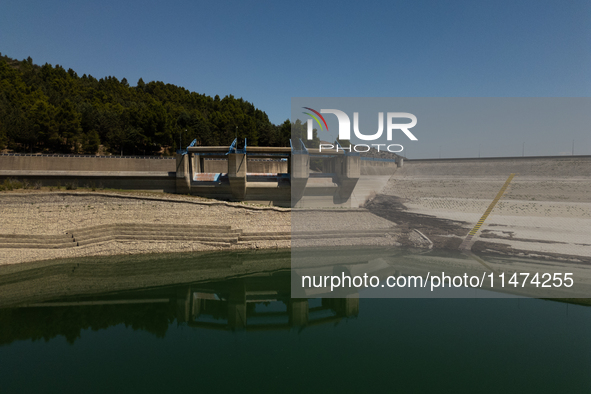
[0,154,175,172]
[0,154,177,191]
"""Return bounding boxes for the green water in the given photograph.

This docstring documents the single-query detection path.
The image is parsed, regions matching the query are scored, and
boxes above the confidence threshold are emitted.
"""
[0,250,590,393]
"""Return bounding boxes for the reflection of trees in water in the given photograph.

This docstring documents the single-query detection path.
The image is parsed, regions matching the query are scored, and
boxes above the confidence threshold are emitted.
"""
[0,303,176,345]
[0,249,296,345]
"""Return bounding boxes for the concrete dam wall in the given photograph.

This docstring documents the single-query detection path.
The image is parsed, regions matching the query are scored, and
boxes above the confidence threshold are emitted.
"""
[0,154,177,191]
[398,156,591,178]
[0,154,395,175]
[0,154,176,172]
[0,155,290,174]
[0,155,292,192]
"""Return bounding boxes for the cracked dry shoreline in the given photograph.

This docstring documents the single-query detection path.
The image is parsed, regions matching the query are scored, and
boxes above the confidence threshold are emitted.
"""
[0,191,291,265]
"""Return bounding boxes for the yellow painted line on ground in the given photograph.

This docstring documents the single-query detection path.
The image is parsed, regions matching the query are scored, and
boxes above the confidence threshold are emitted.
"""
[459,173,515,250]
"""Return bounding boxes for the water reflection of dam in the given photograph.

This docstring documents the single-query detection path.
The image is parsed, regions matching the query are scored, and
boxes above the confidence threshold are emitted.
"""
[0,273,358,346]
[179,276,358,331]
[0,250,360,345]
[2,247,590,347]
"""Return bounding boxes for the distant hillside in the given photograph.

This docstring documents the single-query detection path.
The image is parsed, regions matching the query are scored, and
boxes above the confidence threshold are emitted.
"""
[0,54,299,155]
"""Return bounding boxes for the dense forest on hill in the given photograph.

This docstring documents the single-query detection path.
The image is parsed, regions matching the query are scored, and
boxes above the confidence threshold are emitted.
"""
[0,54,316,155]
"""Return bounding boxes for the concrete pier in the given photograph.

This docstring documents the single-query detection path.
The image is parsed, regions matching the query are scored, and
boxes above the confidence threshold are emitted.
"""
[228,153,247,200]
[175,153,191,194]
[289,299,309,326]
[334,155,360,204]
[290,153,309,204]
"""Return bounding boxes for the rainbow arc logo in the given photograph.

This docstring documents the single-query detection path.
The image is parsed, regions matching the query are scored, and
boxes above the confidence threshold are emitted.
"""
[302,107,328,132]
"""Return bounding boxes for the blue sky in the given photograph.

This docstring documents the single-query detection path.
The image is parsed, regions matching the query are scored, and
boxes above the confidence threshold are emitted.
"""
[1,0,590,157]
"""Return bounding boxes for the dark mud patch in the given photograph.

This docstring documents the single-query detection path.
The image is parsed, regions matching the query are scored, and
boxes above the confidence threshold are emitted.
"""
[480,231,569,244]
[365,195,590,263]
[472,241,591,265]
[364,195,468,249]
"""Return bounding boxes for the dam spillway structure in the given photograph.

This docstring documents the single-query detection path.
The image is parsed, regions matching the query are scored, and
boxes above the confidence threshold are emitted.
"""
[175,139,392,207]
[0,139,398,208]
